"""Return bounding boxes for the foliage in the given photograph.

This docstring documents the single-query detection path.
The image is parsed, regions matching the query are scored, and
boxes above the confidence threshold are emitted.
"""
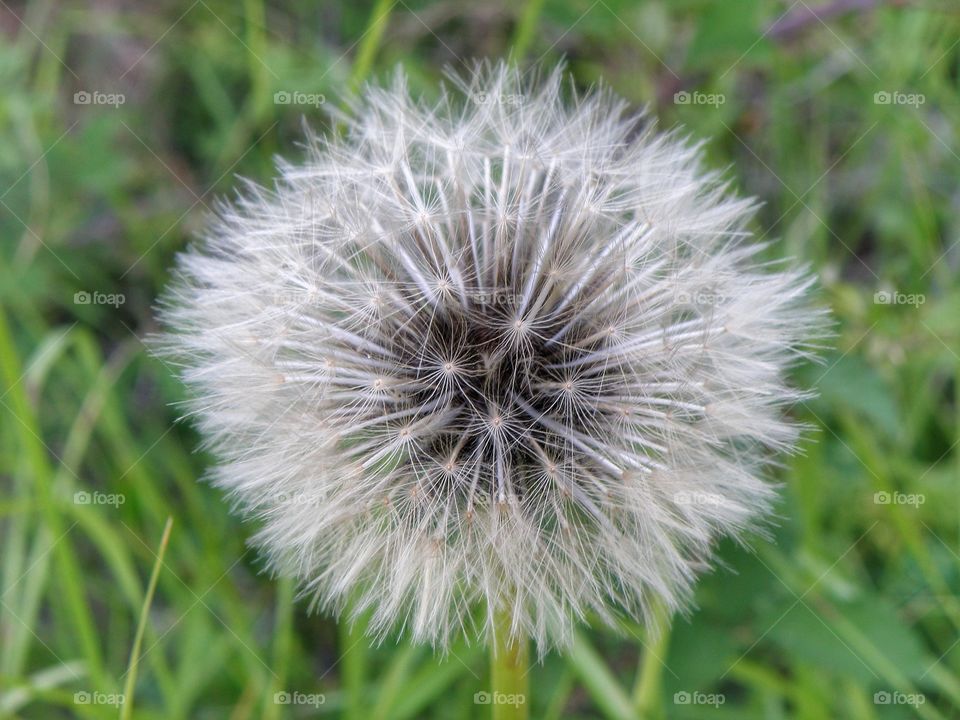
[1,1,958,718]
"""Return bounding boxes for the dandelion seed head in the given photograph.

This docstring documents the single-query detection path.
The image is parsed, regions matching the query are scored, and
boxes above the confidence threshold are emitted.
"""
[159,62,826,651]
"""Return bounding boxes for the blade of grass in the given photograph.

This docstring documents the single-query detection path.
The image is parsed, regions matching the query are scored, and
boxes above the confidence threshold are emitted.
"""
[838,409,960,632]
[511,0,547,59]
[243,0,270,112]
[1,526,55,682]
[371,642,422,720]
[120,516,173,720]
[566,630,634,720]
[349,0,394,92]
[390,640,482,720]
[263,576,294,720]
[0,308,106,687]
[2,326,81,681]
[542,667,574,720]
[0,661,86,715]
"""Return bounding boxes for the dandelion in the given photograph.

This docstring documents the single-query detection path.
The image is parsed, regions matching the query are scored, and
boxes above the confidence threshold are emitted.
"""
[158,62,824,692]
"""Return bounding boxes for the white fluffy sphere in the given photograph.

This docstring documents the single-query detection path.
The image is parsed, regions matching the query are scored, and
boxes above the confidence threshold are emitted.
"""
[159,63,824,651]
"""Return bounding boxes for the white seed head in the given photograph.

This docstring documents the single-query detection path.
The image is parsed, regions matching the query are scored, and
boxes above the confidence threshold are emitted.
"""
[158,62,826,652]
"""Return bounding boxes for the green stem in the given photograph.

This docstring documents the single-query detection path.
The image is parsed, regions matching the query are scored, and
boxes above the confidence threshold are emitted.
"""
[490,605,529,720]
[632,601,673,719]
[340,602,368,720]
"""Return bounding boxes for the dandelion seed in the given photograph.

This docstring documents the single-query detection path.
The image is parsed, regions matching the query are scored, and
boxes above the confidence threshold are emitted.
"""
[158,62,826,653]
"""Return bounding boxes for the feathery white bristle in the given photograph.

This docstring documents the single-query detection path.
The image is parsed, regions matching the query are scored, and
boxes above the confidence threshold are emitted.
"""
[158,61,827,652]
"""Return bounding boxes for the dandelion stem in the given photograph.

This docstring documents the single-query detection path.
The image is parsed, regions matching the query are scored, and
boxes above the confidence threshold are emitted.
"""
[632,600,672,718]
[491,604,529,720]
[341,604,368,720]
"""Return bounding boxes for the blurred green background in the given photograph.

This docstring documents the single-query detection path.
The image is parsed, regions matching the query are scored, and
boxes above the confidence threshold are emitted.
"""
[1,0,958,718]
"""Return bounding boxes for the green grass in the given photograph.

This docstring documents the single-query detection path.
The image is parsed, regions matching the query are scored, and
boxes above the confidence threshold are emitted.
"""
[1,0,959,718]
